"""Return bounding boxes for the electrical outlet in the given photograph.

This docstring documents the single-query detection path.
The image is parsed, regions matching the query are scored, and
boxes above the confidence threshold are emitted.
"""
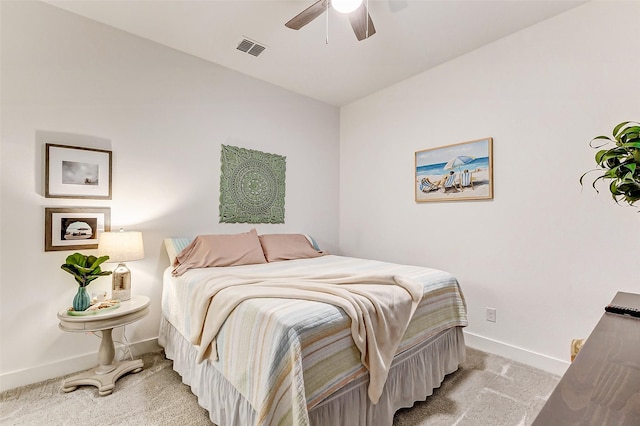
[486,307,497,322]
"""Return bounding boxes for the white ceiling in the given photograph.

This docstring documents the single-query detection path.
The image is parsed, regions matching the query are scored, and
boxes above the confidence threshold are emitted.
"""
[45,0,585,106]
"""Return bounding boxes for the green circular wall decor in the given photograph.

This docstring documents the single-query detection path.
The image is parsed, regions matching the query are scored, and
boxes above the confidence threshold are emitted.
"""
[219,145,286,224]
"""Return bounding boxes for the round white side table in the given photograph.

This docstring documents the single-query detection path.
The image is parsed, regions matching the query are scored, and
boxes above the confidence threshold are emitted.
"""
[57,295,150,396]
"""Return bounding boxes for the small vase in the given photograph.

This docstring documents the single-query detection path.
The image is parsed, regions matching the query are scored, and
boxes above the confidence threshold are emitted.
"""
[73,286,91,311]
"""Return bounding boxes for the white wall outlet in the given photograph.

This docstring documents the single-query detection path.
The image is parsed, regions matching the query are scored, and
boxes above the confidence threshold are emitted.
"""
[486,307,497,322]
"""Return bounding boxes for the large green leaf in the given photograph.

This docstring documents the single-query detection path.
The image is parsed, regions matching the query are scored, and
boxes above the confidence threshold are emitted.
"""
[595,149,608,164]
[613,121,633,136]
[89,255,110,270]
[596,148,628,167]
[60,264,83,284]
[65,253,87,267]
[610,180,620,196]
[615,125,640,139]
[620,141,640,149]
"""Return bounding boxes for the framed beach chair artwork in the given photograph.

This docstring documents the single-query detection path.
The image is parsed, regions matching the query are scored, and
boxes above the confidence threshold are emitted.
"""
[415,137,493,202]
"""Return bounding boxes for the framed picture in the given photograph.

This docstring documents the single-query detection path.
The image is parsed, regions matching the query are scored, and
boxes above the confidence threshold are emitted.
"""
[45,144,112,199]
[45,207,111,252]
[415,137,493,202]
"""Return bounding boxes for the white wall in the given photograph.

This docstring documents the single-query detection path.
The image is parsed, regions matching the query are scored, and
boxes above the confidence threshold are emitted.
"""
[339,1,640,375]
[0,1,339,390]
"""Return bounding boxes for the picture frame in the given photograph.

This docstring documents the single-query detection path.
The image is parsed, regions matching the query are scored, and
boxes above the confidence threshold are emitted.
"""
[45,144,112,199]
[415,137,493,202]
[45,207,111,252]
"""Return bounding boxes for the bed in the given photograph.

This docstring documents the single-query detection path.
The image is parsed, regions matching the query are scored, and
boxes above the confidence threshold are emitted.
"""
[158,231,467,426]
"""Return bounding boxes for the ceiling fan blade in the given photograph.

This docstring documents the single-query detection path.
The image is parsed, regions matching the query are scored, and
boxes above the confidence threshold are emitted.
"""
[286,0,328,30]
[349,3,376,41]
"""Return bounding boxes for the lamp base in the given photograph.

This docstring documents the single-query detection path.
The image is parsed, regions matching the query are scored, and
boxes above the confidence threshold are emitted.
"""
[112,263,131,301]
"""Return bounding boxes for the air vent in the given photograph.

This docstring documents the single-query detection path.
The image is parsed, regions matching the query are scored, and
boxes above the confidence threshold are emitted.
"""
[236,38,267,57]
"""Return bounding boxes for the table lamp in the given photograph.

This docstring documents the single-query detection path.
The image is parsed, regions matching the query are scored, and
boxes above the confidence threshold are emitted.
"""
[97,229,144,301]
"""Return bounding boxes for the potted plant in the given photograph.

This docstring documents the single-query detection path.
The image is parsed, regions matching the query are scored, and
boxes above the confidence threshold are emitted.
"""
[61,253,112,311]
[580,121,640,209]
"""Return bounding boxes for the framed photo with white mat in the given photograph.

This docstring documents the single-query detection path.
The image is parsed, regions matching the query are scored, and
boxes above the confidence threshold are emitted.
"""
[45,144,112,199]
[45,207,111,252]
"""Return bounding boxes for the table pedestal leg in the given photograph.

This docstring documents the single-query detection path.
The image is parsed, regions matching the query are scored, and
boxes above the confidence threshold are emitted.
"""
[96,329,116,374]
[62,328,144,396]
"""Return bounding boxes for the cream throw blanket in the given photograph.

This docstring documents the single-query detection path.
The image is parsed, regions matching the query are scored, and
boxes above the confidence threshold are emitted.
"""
[188,273,424,404]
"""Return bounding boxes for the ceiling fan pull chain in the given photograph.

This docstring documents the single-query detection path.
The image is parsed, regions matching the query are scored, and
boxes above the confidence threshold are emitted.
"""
[326,0,329,44]
[366,0,369,38]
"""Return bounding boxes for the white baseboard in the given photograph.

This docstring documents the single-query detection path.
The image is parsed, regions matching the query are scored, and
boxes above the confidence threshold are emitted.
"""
[463,331,570,377]
[2,332,568,392]
[0,337,162,393]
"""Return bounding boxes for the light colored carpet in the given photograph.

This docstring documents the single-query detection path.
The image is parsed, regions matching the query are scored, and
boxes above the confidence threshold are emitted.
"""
[0,348,559,426]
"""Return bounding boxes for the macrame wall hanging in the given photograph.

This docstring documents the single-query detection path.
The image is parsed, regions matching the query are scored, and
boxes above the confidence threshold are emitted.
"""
[219,144,286,224]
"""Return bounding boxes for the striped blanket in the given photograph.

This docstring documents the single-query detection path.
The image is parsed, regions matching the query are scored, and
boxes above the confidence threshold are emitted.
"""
[189,273,424,406]
[162,255,467,426]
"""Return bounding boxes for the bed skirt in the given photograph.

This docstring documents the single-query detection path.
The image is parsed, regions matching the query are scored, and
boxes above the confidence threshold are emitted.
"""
[159,317,465,426]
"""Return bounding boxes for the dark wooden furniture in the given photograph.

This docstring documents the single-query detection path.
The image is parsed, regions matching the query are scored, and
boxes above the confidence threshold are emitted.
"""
[533,292,640,425]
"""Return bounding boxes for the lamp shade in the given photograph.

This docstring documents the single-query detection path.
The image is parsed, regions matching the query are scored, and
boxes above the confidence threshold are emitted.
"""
[98,231,144,263]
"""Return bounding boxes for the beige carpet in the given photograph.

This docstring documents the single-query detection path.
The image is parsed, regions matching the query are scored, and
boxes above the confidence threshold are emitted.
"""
[0,348,559,426]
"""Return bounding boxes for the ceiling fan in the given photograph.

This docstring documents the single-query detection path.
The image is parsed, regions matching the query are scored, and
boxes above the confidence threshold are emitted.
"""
[285,0,376,41]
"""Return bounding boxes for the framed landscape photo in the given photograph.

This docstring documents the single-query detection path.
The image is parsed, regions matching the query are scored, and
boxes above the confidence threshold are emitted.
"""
[45,144,112,199]
[415,137,493,202]
[45,207,111,252]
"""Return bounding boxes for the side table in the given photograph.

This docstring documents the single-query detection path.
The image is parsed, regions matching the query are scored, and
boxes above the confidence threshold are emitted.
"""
[57,294,150,396]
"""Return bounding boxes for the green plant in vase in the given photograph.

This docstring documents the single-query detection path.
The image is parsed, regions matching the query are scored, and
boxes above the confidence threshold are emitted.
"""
[580,121,640,210]
[61,253,112,311]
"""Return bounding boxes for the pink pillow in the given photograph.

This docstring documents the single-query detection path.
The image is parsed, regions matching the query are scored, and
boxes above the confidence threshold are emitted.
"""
[259,234,325,262]
[172,229,266,276]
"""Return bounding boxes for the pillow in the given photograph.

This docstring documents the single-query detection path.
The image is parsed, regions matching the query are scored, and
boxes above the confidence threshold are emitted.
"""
[258,233,325,262]
[304,234,321,251]
[172,229,267,276]
[164,237,193,266]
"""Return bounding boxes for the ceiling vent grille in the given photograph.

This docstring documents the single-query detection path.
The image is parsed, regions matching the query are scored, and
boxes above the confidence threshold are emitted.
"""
[237,38,266,57]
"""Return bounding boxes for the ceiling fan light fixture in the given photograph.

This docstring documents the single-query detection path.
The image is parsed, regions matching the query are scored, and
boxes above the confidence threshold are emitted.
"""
[332,0,363,14]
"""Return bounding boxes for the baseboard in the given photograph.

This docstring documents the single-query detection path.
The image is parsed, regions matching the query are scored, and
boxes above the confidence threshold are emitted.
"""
[0,337,162,393]
[463,331,570,377]
[2,332,568,392]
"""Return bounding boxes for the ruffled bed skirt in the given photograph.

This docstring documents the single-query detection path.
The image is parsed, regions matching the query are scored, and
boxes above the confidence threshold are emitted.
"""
[159,317,465,426]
